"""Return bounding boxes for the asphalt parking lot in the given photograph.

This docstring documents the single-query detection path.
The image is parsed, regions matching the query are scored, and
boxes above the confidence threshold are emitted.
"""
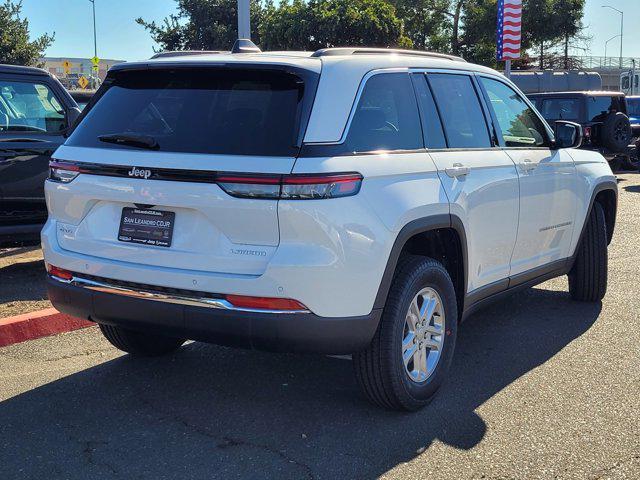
[1,174,639,480]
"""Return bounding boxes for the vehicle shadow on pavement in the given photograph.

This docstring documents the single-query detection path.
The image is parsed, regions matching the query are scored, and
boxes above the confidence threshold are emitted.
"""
[0,259,47,304]
[623,184,640,193]
[0,287,601,479]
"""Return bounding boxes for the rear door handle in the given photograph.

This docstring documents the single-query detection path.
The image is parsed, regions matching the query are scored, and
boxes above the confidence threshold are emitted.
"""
[445,163,470,178]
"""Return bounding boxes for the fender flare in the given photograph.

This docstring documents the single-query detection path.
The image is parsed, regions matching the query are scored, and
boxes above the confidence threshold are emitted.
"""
[569,180,618,267]
[372,214,468,312]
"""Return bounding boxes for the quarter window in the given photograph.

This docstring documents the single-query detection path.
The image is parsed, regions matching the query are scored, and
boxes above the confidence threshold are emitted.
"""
[479,77,549,147]
[345,73,422,152]
[0,80,66,133]
[427,74,492,149]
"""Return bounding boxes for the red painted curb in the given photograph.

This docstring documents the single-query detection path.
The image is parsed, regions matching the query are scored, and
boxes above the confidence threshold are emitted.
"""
[0,308,93,347]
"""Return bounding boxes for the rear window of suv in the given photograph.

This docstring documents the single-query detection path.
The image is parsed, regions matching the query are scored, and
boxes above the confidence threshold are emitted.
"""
[66,68,315,157]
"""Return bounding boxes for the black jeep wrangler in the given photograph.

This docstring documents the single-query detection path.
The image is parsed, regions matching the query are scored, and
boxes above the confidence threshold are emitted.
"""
[528,91,634,169]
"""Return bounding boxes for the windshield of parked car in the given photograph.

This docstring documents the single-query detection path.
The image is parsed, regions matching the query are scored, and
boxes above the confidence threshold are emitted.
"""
[66,68,312,156]
[0,80,66,133]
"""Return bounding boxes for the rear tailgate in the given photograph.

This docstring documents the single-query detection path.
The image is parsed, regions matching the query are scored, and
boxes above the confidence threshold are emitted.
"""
[48,65,318,276]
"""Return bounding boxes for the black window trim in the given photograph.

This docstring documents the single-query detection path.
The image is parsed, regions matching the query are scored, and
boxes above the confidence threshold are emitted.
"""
[0,75,71,137]
[410,72,447,149]
[475,72,555,150]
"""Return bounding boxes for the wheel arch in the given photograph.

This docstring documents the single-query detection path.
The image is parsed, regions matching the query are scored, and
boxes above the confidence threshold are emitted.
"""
[569,180,618,269]
[593,186,617,245]
[373,214,468,321]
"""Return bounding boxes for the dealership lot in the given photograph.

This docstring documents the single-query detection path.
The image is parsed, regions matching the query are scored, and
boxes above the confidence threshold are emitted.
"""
[1,173,639,480]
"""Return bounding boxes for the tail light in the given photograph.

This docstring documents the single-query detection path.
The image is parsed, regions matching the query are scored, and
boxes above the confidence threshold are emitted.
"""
[46,264,73,281]
[49,161,82,183]
[217,173,363,200]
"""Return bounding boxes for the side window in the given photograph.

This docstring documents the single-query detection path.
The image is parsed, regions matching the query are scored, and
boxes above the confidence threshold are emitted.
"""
[587,96,615,122]
[427,73,492,149]
[0,80,66,133]
[411,73,447,149]
[479,77,549,148]
[539,98,581,122]
[345,73,422,152]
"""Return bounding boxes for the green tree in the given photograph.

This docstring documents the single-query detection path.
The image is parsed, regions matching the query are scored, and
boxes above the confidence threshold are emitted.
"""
[389,0,451,51]
[259,0,311,50]
[459,0,586,68]
[0,0,54,66]
[260,0,411,51]
[552,0,586,68]
[136,0,263,51]
[307,0,411,49]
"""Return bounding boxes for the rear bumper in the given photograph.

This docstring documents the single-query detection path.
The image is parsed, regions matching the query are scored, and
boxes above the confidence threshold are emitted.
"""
[46,275,381,354]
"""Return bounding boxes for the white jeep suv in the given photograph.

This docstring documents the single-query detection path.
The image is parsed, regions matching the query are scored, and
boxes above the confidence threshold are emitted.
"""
[43,43,617,411]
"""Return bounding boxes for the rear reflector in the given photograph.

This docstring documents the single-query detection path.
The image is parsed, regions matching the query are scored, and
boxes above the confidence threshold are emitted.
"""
[217,173,363,200]
[46,264,73,281]
[225,294,308,311]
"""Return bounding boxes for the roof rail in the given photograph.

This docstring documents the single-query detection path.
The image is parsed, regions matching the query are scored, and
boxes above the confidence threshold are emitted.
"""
[310,48,465,62]
[149,50,225,59]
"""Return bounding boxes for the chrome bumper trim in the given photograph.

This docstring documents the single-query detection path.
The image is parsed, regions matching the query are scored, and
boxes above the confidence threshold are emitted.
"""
[49,275,310,314]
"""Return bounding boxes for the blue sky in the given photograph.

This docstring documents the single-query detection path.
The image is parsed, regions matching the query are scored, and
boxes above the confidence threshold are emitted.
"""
[21,0,640,61]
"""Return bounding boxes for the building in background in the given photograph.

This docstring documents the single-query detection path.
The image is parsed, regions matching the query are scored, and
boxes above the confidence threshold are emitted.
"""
[39,57,124,86]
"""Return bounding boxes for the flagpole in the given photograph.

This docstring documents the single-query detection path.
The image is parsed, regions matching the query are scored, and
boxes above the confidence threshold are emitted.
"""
[505,59,512,79]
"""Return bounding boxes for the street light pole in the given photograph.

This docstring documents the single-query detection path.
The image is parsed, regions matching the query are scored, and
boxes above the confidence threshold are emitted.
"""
[89,0,97,58]
[604,34,621,68]
[602,5,623,68]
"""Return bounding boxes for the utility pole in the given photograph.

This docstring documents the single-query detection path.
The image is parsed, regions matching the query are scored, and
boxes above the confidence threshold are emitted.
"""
[237,0,250,39]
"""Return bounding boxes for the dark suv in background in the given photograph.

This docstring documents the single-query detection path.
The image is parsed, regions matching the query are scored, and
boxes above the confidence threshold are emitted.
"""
[0,64,81,246]
[529,91,634,169]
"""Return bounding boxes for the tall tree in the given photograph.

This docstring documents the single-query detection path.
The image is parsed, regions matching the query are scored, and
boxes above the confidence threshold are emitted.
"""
[0,0,54,66]
[551,0,586,69]
[136,0,263,51]
[388,0,451,52]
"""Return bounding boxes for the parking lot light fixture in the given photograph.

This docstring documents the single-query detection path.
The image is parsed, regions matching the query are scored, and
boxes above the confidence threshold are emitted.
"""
[602,5,624,68]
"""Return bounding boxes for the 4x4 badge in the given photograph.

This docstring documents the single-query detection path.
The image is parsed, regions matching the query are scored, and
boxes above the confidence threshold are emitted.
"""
[128,167,152,179]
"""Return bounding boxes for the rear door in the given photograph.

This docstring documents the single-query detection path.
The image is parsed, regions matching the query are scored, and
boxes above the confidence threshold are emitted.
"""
[0,75,68,228]
[49,66,317,276]
[416,72,520,293]
[477,75,577,275]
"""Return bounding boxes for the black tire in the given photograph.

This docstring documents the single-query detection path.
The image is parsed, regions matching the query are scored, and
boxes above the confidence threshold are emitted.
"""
[602,112,632,153]
[569,202,608,302]
[353,256,458,411]
[98,324,185,356]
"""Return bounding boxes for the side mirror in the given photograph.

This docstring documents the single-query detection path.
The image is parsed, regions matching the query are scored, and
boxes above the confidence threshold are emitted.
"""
[552,120,583,149]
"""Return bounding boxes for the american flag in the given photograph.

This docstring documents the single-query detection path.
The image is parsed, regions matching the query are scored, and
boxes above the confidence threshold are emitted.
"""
[496,0,522,60]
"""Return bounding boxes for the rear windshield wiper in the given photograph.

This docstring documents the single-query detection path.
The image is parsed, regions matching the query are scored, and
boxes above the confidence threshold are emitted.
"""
[98,133,159,150]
